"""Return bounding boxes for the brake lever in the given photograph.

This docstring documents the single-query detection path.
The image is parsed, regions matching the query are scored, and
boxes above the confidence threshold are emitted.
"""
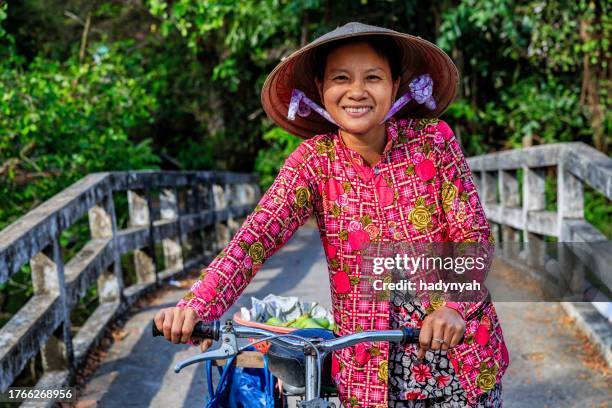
[174,330,239,373]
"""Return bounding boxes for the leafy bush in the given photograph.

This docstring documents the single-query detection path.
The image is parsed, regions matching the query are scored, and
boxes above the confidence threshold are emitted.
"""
[254,126,302,190]
[0,36,160,229]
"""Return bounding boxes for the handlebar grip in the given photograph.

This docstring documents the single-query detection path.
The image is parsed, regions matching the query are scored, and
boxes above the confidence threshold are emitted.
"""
[399,327,465,345]
[151,320,221,341]
[152,322,162,337]
[192,320,221,341]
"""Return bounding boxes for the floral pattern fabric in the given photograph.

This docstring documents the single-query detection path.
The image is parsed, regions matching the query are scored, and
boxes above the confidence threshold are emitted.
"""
[388,294,464,402]
[389,383,502,408]
[388,292,503,407]
[177,118,509,407]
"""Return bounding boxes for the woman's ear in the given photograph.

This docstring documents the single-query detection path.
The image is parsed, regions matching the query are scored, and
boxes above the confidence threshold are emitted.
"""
[392,76,401,101]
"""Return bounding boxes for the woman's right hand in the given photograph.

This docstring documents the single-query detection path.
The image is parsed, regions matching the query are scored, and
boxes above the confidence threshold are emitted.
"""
[153,306,213,352]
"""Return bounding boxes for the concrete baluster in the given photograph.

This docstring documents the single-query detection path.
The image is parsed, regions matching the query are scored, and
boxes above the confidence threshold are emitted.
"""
[499,170,520,260]
[557,162,585,299]
[522,166,547,270]
[128,189,157,284]
[213,179,229,251]
[160,188,184,272]
[30,238,74,377]
[89,192,123,302]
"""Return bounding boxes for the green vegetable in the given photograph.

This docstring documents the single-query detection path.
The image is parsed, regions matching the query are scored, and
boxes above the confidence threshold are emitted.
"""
[299,318,325,329]
[314,318,330,328]
[265,317,282,326]
[293,314,310,327]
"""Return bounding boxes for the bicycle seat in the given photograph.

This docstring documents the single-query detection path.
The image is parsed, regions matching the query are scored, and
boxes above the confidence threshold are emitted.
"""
[266,328,336,389]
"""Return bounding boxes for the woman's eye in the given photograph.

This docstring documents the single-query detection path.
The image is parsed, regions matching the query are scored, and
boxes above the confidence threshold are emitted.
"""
[368,75,382,80]
[332,76,348,81]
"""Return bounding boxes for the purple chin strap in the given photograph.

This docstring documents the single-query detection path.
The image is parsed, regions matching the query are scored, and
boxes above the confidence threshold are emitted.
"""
[286,74,436,128]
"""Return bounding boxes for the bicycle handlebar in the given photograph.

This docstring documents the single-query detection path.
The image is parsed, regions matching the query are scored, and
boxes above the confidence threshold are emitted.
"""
[151,318,422,349]
[151,318,467,378]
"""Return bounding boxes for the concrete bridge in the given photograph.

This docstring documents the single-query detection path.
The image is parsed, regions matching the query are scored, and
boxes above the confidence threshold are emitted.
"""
[0,142,610,407]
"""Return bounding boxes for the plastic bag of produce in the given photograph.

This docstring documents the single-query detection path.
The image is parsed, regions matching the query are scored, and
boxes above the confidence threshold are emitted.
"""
[239,294,334,330]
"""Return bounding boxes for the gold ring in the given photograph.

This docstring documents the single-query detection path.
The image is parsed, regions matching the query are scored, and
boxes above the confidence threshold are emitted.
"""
[433,338,445,344]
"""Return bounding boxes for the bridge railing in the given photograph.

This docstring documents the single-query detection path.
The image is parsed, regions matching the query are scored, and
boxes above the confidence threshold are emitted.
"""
[468,142,612,363]
[0,171,260,394]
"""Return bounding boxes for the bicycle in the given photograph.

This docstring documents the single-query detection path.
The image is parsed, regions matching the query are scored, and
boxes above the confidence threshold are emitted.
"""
[152,318,421,408]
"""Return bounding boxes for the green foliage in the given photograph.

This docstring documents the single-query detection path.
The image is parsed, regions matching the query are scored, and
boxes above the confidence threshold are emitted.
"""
[0,39,160,229]
[147,0,310,55]
[0,265,33,328]
[254,126,302,190]
[481,77,589,149]
[584,188,612,239]
[143,0,319,171]
[0,10,160,324]
[438,0,610,154]
[0,2,7,39]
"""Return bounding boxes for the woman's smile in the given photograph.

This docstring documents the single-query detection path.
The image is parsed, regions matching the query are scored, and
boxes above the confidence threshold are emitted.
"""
[343,105,374,117]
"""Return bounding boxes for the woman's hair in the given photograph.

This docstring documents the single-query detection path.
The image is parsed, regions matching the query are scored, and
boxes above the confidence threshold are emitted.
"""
[313,35,402,82]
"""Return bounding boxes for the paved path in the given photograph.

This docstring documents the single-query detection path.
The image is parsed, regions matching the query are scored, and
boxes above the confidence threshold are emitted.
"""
[76,224,611,407]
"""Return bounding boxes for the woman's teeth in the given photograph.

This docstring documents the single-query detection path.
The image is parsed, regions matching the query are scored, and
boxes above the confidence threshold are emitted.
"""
[344,107,371,113]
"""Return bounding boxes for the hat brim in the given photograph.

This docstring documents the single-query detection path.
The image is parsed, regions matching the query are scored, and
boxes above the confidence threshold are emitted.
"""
[261,26,459,139]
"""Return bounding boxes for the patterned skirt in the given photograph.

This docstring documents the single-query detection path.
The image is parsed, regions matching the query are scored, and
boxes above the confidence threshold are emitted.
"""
[388,383,502,407]
[388,295,502,408]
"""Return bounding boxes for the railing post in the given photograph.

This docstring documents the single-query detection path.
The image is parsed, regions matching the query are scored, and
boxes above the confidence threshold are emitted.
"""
[193,182,210,257]
[128,189,157,284]
[499,170,520,259]
[181,186,196,261]
[89,192,124,302]
[481,171,497,205]
[557,160,585,297]
[522,167,546,270]
[558,162,584,240]
[213,177,229,252]
[160,188,184,271]
[473,171,482,193]
[224,179,237,240]
[204,180,217,254]
[226,183,240,237]
[481,171,500,242]
[234,183,255,228]
[29,237,74,376]
[499,170,520,207]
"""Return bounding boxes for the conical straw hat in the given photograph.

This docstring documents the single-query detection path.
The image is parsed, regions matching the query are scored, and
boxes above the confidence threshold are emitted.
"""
[261,22,459,139]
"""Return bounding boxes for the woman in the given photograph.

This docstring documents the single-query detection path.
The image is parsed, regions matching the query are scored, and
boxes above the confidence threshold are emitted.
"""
[154,22,509,407]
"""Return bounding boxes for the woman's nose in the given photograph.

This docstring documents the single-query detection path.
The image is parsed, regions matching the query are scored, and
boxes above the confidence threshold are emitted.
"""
[347,80,367,99]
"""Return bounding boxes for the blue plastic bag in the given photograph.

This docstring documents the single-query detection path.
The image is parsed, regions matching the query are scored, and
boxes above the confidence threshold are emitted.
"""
[204,346,276,408]
[204,356,236,408]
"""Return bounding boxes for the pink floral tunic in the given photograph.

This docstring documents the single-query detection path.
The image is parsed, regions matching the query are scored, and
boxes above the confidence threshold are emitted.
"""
[177,118,509,407]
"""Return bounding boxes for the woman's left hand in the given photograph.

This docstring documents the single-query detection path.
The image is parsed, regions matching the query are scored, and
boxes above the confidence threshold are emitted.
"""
[417,306,466,359]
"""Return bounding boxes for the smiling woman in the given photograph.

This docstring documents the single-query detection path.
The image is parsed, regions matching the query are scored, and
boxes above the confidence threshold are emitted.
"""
[157,22,507,408]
